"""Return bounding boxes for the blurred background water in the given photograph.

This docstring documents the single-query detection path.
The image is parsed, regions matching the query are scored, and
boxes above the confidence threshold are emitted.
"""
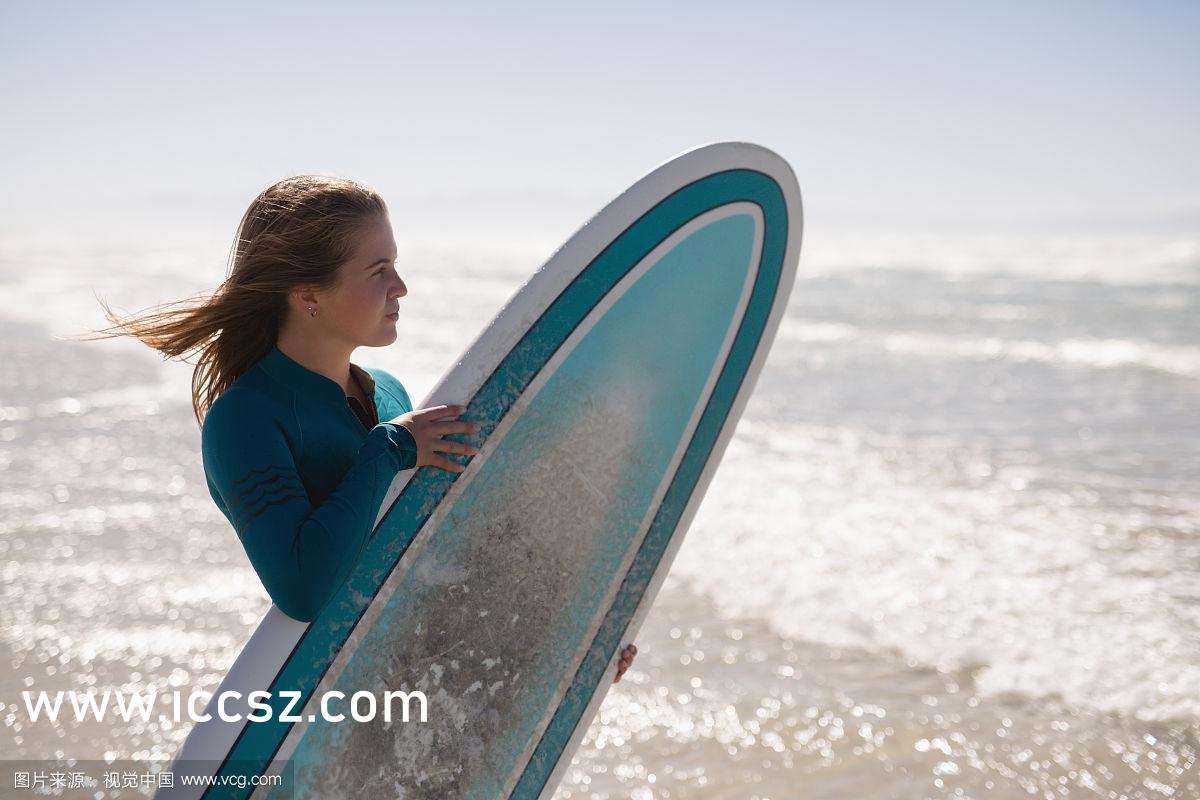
[0,231,1196,798]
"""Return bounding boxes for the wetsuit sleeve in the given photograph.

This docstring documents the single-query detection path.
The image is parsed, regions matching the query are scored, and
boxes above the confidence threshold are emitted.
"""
[201,392,418,623]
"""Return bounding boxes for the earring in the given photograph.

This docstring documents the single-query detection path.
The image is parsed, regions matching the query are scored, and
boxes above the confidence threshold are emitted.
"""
[308,306,317,318]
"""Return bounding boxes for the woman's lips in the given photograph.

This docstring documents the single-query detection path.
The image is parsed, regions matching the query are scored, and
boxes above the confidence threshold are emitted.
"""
[385,312,398,320]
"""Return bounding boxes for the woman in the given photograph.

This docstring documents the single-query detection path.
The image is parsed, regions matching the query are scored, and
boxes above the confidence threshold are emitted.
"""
[92,174,636,682]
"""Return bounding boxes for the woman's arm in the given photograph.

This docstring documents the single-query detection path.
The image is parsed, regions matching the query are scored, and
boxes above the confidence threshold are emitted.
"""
[202,390,418,623]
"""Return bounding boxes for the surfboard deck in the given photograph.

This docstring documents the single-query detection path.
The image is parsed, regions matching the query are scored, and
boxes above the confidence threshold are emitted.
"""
[161,141,803,800]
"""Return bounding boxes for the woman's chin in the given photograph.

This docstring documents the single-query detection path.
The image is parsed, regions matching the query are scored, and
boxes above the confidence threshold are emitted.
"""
[374,326,399,346]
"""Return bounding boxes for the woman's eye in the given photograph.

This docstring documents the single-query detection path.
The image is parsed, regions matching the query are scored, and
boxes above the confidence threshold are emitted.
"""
[375,268,386,276]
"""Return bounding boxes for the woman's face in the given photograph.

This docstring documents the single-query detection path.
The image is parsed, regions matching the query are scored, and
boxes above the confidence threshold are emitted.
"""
[312,214,407,348]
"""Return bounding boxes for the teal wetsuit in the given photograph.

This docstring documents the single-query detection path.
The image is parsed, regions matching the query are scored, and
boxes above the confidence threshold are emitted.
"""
[201,344,419,622]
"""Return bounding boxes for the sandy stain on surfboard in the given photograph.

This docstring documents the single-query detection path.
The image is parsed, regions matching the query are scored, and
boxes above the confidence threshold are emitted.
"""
[293,375,645,798]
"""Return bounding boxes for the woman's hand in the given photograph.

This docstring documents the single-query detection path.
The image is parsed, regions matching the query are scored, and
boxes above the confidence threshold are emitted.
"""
[392,404,480,473]
[613,643,637,683]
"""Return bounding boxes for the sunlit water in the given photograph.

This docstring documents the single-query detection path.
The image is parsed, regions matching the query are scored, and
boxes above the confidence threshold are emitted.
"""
[0,234,1197,798]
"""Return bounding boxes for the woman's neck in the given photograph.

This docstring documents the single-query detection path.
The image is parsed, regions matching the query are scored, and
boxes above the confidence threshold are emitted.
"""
[274,329,356,395]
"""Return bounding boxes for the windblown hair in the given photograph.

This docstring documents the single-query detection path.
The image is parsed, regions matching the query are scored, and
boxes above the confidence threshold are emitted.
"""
[81,175,388,426]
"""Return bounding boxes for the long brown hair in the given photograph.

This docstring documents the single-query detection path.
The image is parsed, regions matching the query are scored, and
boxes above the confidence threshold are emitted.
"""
[79,175,388,426]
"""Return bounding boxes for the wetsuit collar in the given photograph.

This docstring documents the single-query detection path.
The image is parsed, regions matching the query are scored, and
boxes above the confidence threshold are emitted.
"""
[258,344,375,405]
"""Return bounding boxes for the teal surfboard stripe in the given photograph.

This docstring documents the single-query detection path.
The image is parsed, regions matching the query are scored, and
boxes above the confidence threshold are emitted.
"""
[206,168,787,798]
[511,171,788,798]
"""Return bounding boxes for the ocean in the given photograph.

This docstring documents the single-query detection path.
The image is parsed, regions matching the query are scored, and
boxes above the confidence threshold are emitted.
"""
[0,230,1196,798]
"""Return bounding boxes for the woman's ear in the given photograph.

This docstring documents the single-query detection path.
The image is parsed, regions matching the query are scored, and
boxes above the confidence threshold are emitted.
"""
[290,285,320,311]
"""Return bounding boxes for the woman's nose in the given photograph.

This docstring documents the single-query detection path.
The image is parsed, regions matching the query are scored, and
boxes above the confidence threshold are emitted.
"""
[393,277,407,298]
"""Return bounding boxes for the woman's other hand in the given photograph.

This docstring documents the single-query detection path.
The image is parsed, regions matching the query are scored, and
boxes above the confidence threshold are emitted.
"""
[613,643,637,683]
[392,404,480,473]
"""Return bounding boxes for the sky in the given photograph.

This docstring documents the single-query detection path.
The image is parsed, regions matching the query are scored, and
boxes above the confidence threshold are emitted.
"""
[1,0,1197,252]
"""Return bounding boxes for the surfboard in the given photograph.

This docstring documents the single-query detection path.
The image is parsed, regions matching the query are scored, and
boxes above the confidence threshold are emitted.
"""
[160,141,803,799]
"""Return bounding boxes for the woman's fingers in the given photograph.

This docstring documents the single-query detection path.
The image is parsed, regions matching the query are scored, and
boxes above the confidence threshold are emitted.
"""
[406,405,483,474]
[414,409,481,439]
[430,440,479,456]
[619,644,636,659]
[428,420,481,435]
[415,404,469,420]
[612,643,637,682]
[430,455,466,473]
